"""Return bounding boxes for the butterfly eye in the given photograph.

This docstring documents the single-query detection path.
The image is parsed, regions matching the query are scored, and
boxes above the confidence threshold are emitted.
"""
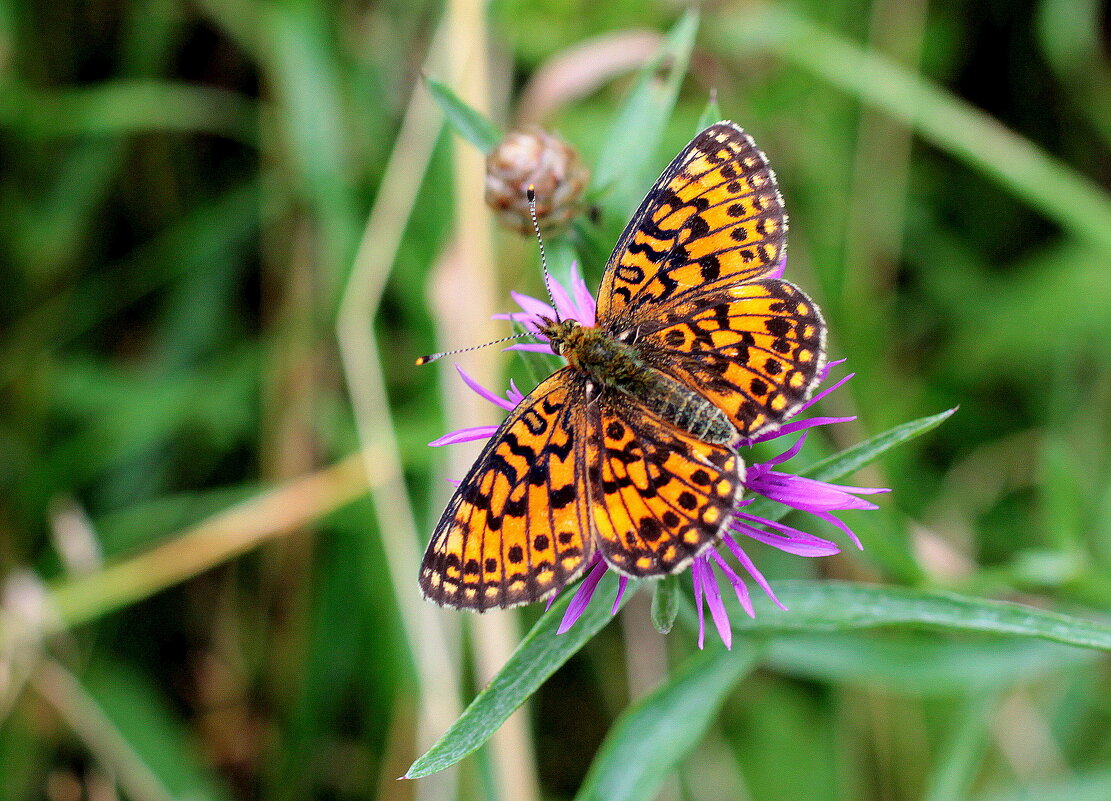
[551,340,563,355]
[616,327,639,345]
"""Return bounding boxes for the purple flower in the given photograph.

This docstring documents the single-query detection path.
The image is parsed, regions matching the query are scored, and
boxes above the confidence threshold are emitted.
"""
[431,265,887,649]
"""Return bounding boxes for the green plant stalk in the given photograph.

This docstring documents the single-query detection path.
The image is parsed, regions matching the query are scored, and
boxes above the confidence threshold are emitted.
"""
[714,6,1111,255]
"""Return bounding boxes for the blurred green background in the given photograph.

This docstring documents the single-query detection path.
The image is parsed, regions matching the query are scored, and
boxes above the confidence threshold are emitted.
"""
[2,0,1111,799]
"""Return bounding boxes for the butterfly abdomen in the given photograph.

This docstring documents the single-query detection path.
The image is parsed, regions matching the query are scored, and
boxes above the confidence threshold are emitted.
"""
[614,369,736,446]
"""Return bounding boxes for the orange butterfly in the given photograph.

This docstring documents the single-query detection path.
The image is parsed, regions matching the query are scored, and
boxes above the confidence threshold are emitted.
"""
[421,122,826,611]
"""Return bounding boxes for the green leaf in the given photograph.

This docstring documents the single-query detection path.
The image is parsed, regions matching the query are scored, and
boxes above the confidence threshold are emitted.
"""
[574,646,758,801]
[651,574,680,634]
[424,75,502,153]
[765,632,1098,695]
[591,11,699,218]
[731,581,1111,651]
[743,407,955,524]
[805,406,957,484]
[695,90,722,133]
[405,572,636,778]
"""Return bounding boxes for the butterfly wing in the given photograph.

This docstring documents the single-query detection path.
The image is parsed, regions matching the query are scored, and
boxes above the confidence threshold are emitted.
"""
[596,121,787,325]
[584,390,743,576]
[421,369,594,610]
[637,279,826,438]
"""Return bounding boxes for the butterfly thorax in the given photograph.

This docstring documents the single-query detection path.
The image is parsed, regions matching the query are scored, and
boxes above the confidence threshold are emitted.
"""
[540,318,738,446]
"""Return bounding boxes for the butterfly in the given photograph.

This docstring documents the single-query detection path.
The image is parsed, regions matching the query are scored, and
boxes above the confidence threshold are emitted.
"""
[421,121,826,611]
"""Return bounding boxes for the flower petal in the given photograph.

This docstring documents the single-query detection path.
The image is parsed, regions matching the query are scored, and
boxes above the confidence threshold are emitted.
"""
[558,555,608,634]
[504,342,558,354]
[724,538,788,610]
[429,425,500,447]
[510,290,556,322]
[792,371,855,418]
[731,517,841,557]
[700,557,734,649]
[570,263,597,325]
[747,415,857,445]
[548,273,579,323]
[612,576,629,614]
[693,560,707,650]
[748,471,887,512]
[768,253,787,280]
[812,510,865,550]
[454,364,517,411]
[710,545,755,617]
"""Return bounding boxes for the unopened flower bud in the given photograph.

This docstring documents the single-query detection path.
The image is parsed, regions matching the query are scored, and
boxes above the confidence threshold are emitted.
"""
[484,127,589,236]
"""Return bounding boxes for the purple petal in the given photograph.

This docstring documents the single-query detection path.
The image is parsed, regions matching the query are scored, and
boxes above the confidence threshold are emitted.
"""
[747,415,857,445]
[818,358,848,382]
[569,263,597,325]
[710,546,755,617]
[700,557,734,649]
[765,434,807,467]
[454,364,516,411]
[693,560,707,649]
[812,510,865,550]
[745,434,807,482]
[792,371,855,418]
[492,310,544,334]
[505,343,557,354]
[749,472,886,512]
[548,273,579,323]
[507,380,525,404]
[446,478,461,487]
[724,537,787,610]
[510,291,556,322]
[429,425,499,447]
[768,253,787,279]
[612,576,628,614]
[731,518,841,557]
[558,555,607,634]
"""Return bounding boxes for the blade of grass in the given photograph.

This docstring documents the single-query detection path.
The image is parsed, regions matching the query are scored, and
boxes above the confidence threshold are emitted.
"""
[922,694,996,801]
[591,10,699,218]
[405,572,636,779]
[0,80,257,144]
[713,6,1111,254]
[425,75,503,153]
[0,452,372,652]
[742,407,956,524]
[731,580,1111,651]
[765,632,1096,695]
[574,645,759,801]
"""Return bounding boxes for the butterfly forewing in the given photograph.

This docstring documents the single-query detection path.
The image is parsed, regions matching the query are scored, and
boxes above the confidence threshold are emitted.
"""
[639,279,826,437]
[421,369,595,610]
[585,393,743,576]
[596,122,787,325]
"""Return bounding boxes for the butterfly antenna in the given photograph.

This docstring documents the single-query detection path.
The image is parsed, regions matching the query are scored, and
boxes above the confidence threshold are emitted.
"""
[415,331,533,366]
[527,185,561,323]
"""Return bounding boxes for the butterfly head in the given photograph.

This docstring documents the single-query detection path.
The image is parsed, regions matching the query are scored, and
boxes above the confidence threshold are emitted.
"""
[537,316,582,359]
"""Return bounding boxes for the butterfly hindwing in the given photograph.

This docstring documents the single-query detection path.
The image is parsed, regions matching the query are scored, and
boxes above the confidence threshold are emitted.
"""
[639,279,826,438]
[596,121,787,325]
[585,391,743,576]
[421,369,594,610]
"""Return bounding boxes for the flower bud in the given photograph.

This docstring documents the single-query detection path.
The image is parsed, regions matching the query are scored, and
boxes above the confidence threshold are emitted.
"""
[484,127,589,236]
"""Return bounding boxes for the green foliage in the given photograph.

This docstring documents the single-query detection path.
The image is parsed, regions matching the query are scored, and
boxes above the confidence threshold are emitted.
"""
[425,76,504,153]
[3,0,1111,799]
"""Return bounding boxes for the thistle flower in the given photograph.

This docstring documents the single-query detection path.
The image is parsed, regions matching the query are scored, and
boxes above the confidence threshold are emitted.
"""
[485,127,590,236]
[431,264,887,649]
